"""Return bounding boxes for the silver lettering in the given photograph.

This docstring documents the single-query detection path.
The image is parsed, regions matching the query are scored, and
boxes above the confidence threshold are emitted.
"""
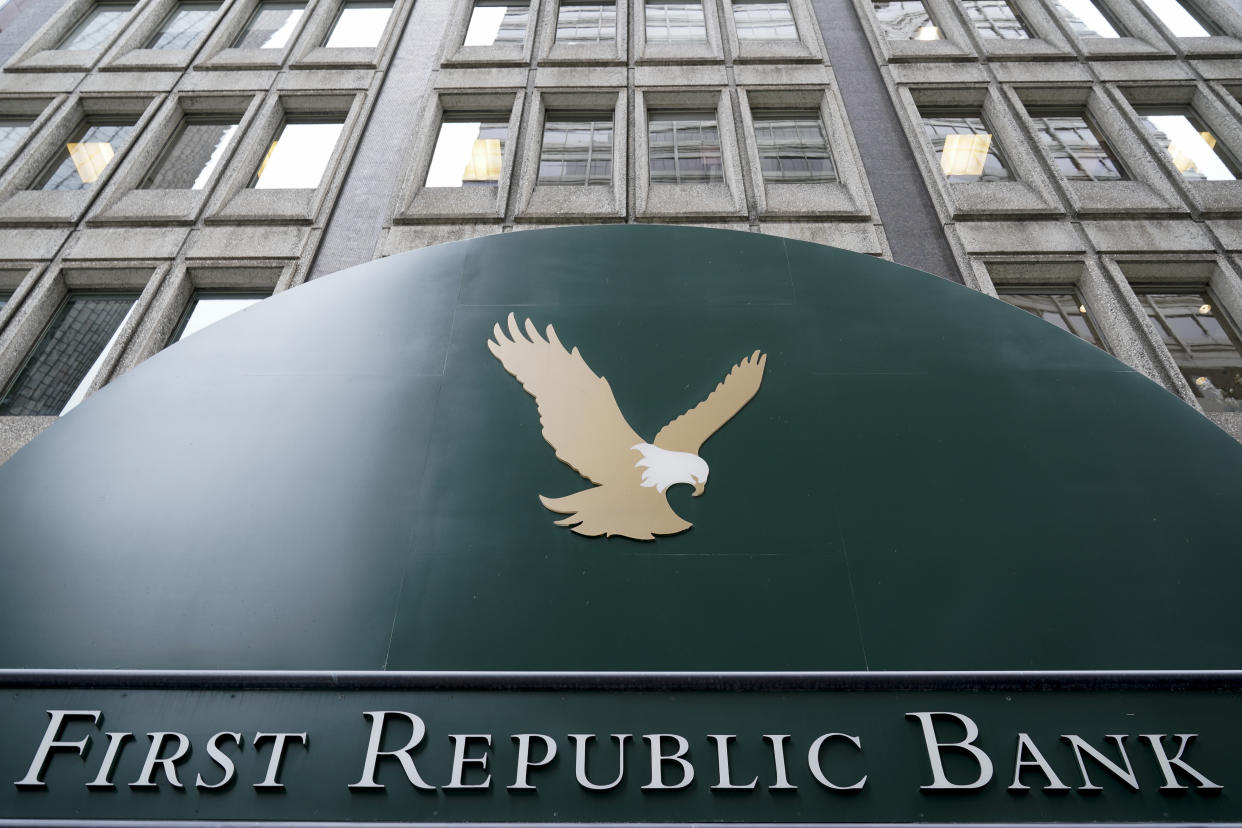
[86,732,134,790]
[509,734,557,791]
[907,711,993,790]
[253,732,307,790]
[349,711,435,790]
[1140,734,1222,792]
[15,710,101,789]
[642,734,693,790]
[446,734,492,790]
[1061,734,1139,792]
[570,734,629,791]
[709,734,757,790]
[129,732,191,789]
[764,734,797,791]
[1008,732,1069,792]
[195,732,242,791]
[807,732,867,791]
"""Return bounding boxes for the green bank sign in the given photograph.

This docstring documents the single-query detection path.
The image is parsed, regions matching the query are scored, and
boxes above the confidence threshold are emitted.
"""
[0,226,1240,824]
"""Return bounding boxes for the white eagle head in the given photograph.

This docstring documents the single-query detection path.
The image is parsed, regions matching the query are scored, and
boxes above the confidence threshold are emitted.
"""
[632,443,710,496]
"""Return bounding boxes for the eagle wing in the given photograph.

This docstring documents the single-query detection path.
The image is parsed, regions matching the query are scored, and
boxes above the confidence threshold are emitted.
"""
[488,313,644,487]
[653,350,767,455]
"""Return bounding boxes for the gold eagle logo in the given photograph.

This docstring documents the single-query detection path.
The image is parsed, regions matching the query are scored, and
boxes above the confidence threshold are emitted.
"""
[488,314,767,541]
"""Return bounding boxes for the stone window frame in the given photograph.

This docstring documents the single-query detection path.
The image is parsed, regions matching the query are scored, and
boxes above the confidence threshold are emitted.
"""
[0,97,59,179]
[84,92,261,226]
[535,0,626,64]
[515,89,627,221]
[952,0,1074,58]
[441,0,538,67]
[900,84,1062,221]
[1038,0,1176,58]
[1129,0,1242,57]
[738,86,872,219]
[290,0,412,69]
[203,90,366,224]
[1007,85,1186,217]
[634,0,726,64]
[4,0,140,72]
[101,0,229,71]
[0,265,45,344]
[197,0,320,70]
[718,0,823,62]
[394,90,525,223]
[635,88,746,220]
[0,94,159,228]
[855,0,977,62]
[1115,83,1242,217]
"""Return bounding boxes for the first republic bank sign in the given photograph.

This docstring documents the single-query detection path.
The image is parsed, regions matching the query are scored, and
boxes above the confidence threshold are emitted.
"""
[1,226,1241,825]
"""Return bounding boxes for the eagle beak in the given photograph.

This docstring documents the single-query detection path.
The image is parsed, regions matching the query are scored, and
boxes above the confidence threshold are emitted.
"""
[692,481,705,497]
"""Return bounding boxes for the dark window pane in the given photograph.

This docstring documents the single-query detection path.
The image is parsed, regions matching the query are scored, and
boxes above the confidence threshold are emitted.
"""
[556,2,617,42]
[648,114,723,183]
[232,2,305,48]
[872,0,941,38]
[37,121,136,191]
[1031,114,1126,181]
[1000,292,1104,349]
[921,113,1011,182]
[733,1,797,39]
[753,113,836,182]
[645,1,707,42]
[147,2,218,48]
[539,119,613,185]
[962,0,1029,38]
[1138,292,1242,412]
[0,119,32,163]
[58,3,133,50]
[142,119,238,189]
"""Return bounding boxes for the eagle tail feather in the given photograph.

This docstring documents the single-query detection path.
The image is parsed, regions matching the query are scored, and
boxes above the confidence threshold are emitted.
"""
[539,488,689,542]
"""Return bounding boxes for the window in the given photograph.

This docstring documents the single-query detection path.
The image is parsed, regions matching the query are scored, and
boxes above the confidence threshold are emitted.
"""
[426,118,507,186]
[732,0,797,39]
[921,112,1011,182]
[0,119,32,163]
[753,112,836,182]
[1053,0,1122,37]
[463,1,529,45]
[538,117,613,185]
[1137,291,1242,411]
[171,292,267,343]
[323,0,393,47]
[555,1,617,42]
[232,1,305,48]
[0,293,137,416]
[649,113,723,183]
[1030,112,1126,181]
[1136,0,1215,35]
[142,118,239,189]
[252,119,344,188]
[37,119,136,191]
[146,2,219,48]
[961,0,1030,38]
[1138,111,1238,181]
[645,1,707,42]
[57,3,133,50]
[872,0,942,39]
[999,291,1103,348]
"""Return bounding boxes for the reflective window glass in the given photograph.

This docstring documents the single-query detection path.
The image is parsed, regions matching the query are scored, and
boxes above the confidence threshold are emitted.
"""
[58,3,133,49]
[37,120,136,191]
[1138,292,1242,411]
[324,0,393,46]
[0,293,138,416]
[146,2,219,48]
[252,119,344,188]
[872,0,941,39]
[999,292,1103,348]
[426,119,508,186]
[171,292,266,343]
[753,112,836,182]
[539,118,613,185]
[556,1,617,42]
[463,1,529,44]
[1139,111,1238,181]
[648,113,723,183]
[0,119,32,163]
[142,118,239,190]
[733,1,797,39]
[646,1,707,42]
[1031,113,1126,181]
[1053,0,1122,36]
[962,0,1030,38]
[921,112,1011,182]
[1136,0,1214,35]
[232,1,305,48]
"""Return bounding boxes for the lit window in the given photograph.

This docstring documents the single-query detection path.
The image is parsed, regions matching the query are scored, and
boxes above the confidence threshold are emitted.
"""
[171,292,266,343]
[999,291,1103,348]
[962,0,1030,38]
[146,2,219,48]
[921,112,1011,182]
[426,119,507,186]
[0,119,32,163]
[37,120,136,191]
[539,117,613,185]
[324,1,393,47]
[1136,0,1215,35]
[0,293,138,416]
[232,1,305,48]
[646,1,707,42]
[753,111,836,182]
[463,1,529,45]
[57,3,133,50]
[872,0,941,39]
[252,119,344,188]
[555,1,617,42]
[1139,111,1238,181]
[649,113,723,183]
[1053,0,1122,36]
[142,118,239,190]
[1137,291,1242,411]
[1030,112,1126,181]
[733,0,797,39]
